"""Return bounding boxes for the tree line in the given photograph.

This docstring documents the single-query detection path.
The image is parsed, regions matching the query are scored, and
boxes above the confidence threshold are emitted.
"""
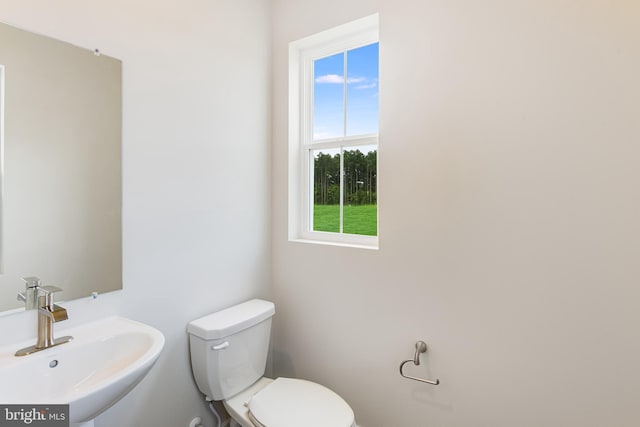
[314,149,377,205]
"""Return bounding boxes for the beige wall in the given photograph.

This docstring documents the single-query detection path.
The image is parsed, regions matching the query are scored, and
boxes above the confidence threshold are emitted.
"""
[271,1,640,426]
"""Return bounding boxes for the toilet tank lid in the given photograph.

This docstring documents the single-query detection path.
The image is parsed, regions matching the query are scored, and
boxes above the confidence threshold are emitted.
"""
[187,299,275,340]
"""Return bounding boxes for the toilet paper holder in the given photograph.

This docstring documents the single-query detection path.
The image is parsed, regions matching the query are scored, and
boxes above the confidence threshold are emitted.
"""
[399,340,440,385]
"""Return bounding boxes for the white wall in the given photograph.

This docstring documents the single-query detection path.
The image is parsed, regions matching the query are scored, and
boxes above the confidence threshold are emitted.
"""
[0,1,271,426]
[271,1,640,426]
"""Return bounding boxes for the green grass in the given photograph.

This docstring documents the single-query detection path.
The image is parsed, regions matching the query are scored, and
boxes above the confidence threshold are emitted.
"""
[313,204,377,236]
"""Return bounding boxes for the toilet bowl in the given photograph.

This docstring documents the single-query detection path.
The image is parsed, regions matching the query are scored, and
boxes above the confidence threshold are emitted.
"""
[187,299,355,427]
[224,377,355,427]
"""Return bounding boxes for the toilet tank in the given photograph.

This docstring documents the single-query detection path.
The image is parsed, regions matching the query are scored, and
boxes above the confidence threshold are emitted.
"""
[188,299,275,401]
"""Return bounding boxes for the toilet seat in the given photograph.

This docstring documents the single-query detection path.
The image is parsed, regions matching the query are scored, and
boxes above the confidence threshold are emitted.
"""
[247,378,355,427]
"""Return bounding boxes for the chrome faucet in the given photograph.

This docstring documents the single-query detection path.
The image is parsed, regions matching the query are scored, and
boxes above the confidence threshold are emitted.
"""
[15,286,73,356]
[17,276,42,310]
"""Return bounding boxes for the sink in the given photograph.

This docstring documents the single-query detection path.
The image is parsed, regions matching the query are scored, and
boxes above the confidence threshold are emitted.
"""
[0,316,165,425]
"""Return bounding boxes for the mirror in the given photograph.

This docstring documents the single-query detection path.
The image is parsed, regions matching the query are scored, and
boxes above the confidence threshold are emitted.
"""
[0,22,122,313]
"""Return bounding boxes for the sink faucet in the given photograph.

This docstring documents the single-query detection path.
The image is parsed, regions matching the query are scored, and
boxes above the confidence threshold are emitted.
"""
[15,286,73,357]
[17,276,41,310]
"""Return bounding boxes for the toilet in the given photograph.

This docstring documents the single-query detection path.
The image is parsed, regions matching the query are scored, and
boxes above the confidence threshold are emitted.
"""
[187,299,356,427]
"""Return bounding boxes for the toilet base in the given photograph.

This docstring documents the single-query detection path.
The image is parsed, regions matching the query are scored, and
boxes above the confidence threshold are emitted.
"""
[223,377,274,427]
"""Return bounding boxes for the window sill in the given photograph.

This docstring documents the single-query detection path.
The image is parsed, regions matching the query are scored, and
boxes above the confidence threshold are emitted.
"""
[289,237,379,251]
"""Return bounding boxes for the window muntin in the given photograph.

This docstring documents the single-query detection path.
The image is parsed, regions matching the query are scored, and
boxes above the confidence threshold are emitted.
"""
[312,43,379,142]
[289,14,379,248]
[306,42,378,241]
[310,145,377,237]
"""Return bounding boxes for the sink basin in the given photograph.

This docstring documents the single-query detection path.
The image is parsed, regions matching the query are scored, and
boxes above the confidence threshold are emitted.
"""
[0,316,165,424]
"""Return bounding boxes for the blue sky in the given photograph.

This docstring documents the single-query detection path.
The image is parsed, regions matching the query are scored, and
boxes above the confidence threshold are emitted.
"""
[313,42,379,140]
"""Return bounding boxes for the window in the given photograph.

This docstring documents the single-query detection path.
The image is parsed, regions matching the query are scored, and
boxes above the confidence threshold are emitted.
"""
[289,15,379,248]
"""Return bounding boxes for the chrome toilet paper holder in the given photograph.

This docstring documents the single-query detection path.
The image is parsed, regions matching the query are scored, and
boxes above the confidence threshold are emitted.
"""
[399,340,440,385]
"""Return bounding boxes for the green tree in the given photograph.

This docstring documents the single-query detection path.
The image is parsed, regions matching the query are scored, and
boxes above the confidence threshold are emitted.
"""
[314,149,376,206]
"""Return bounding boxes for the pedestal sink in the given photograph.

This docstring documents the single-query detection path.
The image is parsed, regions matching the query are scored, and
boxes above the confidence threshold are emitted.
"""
[0,316,165,426]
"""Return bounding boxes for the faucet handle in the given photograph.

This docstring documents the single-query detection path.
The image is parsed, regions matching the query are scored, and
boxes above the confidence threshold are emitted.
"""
[21,277,42,289]
[38,286,64,308]
[39,285,64,295]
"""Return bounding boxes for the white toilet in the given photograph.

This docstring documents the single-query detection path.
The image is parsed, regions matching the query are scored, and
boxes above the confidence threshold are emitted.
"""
[187,299,356,427]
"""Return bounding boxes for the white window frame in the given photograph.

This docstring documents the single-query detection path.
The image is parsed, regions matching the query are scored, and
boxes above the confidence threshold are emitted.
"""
[288,14,379,249]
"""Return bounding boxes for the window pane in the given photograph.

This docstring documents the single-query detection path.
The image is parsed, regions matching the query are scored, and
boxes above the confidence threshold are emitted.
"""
[312,148,341,232]
[313,53,344,140]
[346,43,379,137]
[343,145,377,236]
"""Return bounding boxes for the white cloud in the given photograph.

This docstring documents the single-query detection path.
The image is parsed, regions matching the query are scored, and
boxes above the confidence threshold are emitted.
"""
[346,77,366,84]
[355,82,377,90]
[315,74,344,84]
[315,74,368,84]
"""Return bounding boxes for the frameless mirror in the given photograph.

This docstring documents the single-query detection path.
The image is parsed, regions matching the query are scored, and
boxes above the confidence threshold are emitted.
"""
[0,22,122,313]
